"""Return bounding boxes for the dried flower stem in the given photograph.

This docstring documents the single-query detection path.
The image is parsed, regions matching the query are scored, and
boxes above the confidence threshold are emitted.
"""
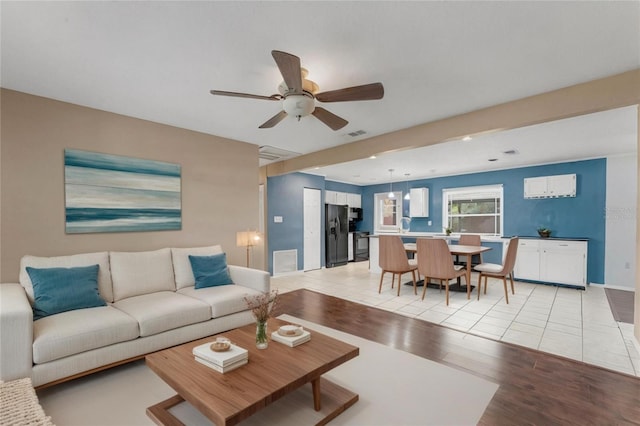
[244,289,278,323]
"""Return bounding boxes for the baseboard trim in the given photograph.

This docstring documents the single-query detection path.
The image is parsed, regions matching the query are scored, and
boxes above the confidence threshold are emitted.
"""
[603,284,636,292]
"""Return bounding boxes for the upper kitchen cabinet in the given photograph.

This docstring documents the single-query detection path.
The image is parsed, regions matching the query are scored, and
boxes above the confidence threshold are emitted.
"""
[325,190,361,208]
[336,191,348,205]
[524,174,576,199]
[347,193,361,208]
[409,187,429,217]
[325,190,338,205]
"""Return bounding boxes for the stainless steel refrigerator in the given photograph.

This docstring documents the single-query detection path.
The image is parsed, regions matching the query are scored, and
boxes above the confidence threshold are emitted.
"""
[325,204,348,268]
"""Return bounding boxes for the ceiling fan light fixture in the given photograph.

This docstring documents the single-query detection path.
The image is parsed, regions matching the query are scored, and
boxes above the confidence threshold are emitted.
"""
[282,93,315,118]
[213,50,384,130]
[278,68,319,95]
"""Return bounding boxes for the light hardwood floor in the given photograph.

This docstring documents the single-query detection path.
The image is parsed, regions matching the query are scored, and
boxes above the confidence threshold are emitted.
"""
[276,288,640,425]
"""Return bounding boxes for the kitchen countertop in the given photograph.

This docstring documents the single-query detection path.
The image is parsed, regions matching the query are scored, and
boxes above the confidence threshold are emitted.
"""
[367,232,506,242]
[519,236,589,241]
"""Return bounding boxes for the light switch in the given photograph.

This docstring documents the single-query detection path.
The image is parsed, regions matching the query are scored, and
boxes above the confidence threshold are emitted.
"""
[428,220,432,226]
[274,216,283,223]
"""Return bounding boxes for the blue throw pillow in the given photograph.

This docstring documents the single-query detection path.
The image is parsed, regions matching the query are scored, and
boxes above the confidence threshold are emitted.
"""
[26,264,106,320]
[189,253,234,289]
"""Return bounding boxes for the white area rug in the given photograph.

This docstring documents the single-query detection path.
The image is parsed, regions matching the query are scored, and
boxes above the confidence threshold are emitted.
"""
[38,316,498,425]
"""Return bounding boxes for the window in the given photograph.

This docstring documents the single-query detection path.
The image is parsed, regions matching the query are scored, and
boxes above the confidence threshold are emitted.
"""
[442,185,503,235]
[374,192,402,232]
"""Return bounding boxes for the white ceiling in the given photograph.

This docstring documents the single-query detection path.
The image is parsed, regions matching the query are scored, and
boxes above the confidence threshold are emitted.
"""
[2,1,639,184]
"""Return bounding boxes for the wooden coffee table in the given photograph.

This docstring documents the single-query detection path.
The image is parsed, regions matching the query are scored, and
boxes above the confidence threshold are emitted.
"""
[145,318,359,426]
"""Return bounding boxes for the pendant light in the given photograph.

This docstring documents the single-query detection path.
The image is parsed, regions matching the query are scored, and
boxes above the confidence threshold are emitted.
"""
[404,173,411,200]
[388,169,395,199]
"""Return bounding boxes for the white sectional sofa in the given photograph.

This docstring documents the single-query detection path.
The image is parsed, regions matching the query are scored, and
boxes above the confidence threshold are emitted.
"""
[0,245,270,388]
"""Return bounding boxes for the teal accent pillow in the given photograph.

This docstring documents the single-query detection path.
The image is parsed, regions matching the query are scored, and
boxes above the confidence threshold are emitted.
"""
[189,253,234,289]
[26,264,106,320]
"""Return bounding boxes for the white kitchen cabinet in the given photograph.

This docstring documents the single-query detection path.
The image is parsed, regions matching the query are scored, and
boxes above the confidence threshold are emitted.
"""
[514,238,587,287]
[523,177,548,199]
[325,190,338,204]
[524,174,576,199]
[409,188,429,217]
[336,191,348,205]
[513,240,541,281]
[326,190,361,207]
[347,193,361,208]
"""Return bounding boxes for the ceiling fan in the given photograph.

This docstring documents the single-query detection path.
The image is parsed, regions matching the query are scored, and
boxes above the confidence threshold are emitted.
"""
[210,50,384,131]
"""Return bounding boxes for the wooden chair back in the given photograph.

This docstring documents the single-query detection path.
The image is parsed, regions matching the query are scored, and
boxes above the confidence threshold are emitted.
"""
[379,235,410,272]
[459,234,481,247]
[416,238,458,279]
[499,237,519,275]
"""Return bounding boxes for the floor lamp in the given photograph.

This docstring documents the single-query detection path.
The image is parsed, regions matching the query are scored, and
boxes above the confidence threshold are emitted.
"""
[236,230,261,267]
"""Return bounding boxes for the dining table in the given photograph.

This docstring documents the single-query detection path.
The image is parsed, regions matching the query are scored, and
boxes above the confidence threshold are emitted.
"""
[403,242,492,299]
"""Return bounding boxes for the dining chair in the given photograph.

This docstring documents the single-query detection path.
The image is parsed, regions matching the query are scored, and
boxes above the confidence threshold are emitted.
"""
[378,235,418,296]
[457,234,484,266]
[416,238,466,305]
[474,237,519,303]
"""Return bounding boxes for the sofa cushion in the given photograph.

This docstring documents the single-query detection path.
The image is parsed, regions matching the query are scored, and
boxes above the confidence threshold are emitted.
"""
[171,245,223,289]
[110,248,175,301]
[112,291,211,337]
[32,305,139,364]
[189,253,233,289]
[19,252,114,303]
[27,265,106,320]
[178,285,263,318]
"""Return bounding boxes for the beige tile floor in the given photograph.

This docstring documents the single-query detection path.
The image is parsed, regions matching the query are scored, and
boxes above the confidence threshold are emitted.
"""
[272,261,640,377]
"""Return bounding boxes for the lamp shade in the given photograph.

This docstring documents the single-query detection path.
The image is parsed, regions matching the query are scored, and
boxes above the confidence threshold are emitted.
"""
[236,231,261,247]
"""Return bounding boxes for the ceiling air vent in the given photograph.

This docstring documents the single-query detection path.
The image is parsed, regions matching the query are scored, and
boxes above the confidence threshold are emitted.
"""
[347,130,367,137]
[259,145,301,163]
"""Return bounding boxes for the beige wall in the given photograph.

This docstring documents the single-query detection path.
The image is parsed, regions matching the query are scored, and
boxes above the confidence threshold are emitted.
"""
[0,89,262,282]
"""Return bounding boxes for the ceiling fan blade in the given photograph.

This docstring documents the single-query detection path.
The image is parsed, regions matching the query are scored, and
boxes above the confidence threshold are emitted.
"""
[259,110,288,129]
[315,82,384,102]
[272,50,302,93]
[210,90,281,101]
[312,107,348,131]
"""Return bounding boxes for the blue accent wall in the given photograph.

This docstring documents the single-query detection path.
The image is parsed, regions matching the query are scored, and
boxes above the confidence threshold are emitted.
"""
[325,180,362,194]
[267,173,325,274]
[360,159,606,283]
[267,159,606,283]
[267,175,364,274]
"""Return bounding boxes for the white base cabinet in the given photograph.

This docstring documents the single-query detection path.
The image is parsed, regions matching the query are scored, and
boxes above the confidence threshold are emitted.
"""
[514,239,587,287]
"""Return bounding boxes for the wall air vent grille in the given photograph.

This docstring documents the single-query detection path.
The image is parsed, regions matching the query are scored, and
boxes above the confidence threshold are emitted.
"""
[273,249,298,275]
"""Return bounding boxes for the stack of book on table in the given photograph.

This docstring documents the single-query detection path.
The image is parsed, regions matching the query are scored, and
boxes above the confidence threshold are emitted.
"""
[192,342,248,373]
[271,326,311,347]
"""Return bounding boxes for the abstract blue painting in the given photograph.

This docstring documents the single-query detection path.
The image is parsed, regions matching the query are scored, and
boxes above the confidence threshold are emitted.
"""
[64,149,181,233]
